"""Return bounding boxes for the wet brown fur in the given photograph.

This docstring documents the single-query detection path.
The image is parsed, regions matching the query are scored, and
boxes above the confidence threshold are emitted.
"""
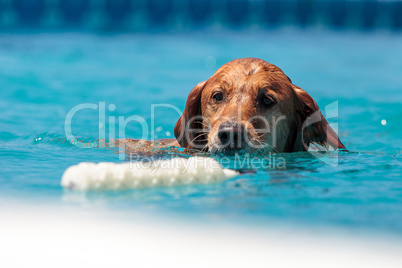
[174,58,346,153]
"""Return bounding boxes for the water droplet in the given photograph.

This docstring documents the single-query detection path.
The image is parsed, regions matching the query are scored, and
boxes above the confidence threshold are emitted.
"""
[166,131,171,137]
[381,119,386,126]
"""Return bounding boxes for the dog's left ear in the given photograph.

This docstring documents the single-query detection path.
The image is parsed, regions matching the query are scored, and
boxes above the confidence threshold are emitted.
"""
[174,81,206,149]
[290,85,346,151]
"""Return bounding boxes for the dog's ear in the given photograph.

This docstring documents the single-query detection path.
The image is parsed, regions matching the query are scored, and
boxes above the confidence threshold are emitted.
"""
[174,81,206,149]
[289,85,346,152]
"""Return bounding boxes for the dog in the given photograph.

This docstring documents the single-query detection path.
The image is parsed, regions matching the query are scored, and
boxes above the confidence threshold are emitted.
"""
[123,58,346,155]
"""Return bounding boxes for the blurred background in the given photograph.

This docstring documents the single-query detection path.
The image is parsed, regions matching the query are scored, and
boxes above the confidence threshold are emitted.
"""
[0,0,401,31]
[1,2,402,262]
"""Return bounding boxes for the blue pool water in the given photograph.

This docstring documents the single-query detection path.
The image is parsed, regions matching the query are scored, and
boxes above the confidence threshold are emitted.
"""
[1,30,401,233]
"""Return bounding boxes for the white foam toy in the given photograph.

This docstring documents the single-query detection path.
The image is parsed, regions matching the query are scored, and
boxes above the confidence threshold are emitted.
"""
[61,157,238,191]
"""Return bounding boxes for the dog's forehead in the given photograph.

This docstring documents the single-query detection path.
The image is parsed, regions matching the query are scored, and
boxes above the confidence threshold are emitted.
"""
[218,58,270,74]
[208,59,286,90]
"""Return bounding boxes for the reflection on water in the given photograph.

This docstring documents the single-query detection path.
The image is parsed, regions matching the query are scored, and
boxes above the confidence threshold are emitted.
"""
[0,31,401,234]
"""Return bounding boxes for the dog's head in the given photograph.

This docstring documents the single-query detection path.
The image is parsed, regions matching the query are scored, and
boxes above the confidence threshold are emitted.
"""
[174,58,345,154]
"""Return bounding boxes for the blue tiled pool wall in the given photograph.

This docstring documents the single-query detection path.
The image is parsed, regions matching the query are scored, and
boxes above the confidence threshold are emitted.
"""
[0,0,401,31]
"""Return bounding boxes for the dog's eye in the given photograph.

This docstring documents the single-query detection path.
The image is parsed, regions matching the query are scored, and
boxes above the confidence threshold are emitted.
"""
[212,92,224,103]
[261,96,276,108]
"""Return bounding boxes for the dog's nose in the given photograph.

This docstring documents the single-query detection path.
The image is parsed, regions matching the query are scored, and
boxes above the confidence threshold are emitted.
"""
[218,122,246,148]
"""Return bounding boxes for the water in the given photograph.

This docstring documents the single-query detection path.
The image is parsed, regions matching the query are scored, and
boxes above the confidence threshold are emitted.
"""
[1,30,401,234]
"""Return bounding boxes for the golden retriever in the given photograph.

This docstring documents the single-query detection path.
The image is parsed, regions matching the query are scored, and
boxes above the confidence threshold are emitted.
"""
[121,57,345,155]
[172,57,346,154]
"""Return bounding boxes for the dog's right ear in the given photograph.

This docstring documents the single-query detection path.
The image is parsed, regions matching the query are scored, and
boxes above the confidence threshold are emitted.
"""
[174,81,206,149]
[291,85,346,151]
